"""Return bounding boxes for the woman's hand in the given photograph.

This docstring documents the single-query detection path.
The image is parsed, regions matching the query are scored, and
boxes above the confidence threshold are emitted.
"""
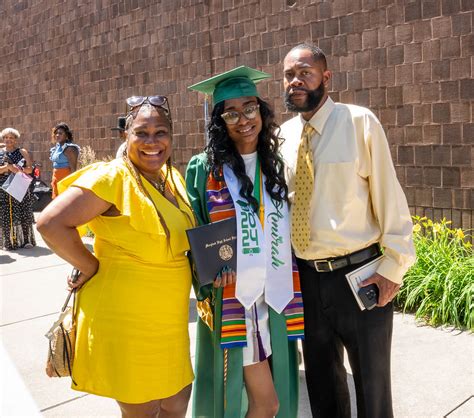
[67,270,96,290]
[213,266,236,288]
[7,163,20,173]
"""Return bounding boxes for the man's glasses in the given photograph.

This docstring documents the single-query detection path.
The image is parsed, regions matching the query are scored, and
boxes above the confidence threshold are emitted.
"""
[221,104,260,125]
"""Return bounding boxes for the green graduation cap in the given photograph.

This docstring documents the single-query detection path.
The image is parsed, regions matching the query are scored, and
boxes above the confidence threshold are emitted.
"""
[188,65,271,105]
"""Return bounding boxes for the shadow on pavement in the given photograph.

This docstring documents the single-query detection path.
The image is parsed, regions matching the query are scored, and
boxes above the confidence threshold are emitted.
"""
[11,246,53,257]
[0,254,15,264]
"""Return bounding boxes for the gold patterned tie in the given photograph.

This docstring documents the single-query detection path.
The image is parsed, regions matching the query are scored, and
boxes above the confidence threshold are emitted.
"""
[291,122,316,254]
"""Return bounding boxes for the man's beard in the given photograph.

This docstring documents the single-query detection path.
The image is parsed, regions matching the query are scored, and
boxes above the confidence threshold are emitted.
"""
[284,82,325,113]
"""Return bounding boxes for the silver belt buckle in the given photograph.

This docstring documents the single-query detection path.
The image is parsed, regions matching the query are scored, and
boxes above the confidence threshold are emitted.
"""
[314,259,333,272]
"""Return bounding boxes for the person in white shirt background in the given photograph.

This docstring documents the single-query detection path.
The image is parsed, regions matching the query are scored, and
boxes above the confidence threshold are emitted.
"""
[280,43,416,418]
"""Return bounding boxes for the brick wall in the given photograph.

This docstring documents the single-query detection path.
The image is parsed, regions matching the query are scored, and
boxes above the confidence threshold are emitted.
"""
[0,0,472,229]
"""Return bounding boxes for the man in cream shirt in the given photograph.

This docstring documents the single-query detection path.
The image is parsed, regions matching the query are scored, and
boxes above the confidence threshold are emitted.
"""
[280,43,416,418]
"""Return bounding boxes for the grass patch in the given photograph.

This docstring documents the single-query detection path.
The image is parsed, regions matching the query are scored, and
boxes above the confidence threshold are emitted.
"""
[396,217,473,331]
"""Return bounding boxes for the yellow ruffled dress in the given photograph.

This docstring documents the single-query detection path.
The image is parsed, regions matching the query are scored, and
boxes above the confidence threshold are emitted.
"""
[58,159,195,403]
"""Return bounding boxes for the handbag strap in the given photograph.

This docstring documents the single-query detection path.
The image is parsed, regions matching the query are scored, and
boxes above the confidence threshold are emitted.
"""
[61,268,80,312]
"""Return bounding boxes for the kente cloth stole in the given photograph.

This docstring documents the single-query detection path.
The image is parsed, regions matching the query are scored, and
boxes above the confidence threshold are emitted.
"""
[205,168,304,349]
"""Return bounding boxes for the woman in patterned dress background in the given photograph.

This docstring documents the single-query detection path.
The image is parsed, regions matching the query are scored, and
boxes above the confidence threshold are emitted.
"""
[0,127,36,250]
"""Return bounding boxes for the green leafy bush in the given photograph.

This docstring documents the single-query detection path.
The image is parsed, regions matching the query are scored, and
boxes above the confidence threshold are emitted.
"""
[396,216,473,331]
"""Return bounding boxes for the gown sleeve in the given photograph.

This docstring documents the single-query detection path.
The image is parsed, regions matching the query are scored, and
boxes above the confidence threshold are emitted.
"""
[185,153,211,226]
[185,153,213,300]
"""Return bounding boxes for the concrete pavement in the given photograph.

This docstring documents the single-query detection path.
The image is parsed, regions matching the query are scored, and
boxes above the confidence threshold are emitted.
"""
[1,225,473,417]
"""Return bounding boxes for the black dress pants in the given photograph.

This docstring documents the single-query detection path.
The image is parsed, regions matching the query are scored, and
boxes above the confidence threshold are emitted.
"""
[297,256,394,418]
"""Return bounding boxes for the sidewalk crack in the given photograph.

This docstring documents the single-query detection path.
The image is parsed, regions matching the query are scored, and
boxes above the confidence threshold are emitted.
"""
[1,262,68,277]
[1,312,58,327]
[444,395,473,417]
[40,393,89,412]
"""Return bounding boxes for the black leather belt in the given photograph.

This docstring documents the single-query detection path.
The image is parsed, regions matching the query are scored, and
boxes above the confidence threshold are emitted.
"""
[304,243,381,273]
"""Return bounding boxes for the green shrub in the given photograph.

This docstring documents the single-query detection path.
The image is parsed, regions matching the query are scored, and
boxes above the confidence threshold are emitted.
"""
[396,216,473,331]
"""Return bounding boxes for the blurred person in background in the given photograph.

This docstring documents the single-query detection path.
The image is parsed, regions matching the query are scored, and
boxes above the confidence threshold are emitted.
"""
[111,116,127,158]
[0,127,36,250]
[49,122,80,198]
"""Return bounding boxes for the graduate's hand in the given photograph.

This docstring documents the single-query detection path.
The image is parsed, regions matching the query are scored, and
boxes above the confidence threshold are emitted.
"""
[360,272,400,307]
[213,266,236,288]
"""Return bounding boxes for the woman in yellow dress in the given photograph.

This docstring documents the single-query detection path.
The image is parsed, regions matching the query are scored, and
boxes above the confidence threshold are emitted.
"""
[37,96,195,417]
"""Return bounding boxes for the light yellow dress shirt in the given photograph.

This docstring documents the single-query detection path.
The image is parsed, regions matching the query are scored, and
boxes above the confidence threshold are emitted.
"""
[280,97,416,284]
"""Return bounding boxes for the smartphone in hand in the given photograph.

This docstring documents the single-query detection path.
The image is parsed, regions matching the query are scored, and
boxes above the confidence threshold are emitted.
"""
[357,284,379,310]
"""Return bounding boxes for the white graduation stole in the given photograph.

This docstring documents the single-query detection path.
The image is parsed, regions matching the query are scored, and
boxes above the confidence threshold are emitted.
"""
[223,164,293,313]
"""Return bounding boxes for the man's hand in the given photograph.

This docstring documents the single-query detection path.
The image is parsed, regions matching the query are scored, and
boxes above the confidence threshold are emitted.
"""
[360,272,400,307]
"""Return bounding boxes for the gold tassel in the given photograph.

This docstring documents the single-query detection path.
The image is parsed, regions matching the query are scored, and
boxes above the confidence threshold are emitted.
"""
[223,348,228,410]
[204,94,210,144]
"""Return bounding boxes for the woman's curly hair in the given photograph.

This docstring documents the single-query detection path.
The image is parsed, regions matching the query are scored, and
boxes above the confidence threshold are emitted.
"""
[205,97,288,212]
[51,122,74,143]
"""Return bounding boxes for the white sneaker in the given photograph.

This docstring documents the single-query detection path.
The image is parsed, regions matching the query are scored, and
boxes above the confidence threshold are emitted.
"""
[23,243,34,249]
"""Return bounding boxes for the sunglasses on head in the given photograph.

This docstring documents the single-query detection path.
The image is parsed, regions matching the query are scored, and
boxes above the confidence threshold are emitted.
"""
[126,95,168,109]
[126,96,172,125]
[221,104,260,125]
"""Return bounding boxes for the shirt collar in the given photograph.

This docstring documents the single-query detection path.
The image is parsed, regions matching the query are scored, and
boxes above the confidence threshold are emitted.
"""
[299,96,335,135]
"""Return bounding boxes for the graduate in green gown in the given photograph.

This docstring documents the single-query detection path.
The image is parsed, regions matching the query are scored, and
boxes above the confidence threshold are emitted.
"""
[185,66,305,418]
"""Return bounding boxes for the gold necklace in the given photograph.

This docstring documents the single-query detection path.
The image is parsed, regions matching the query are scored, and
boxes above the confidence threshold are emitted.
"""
[146,167,171,195]
[148,177,166,194]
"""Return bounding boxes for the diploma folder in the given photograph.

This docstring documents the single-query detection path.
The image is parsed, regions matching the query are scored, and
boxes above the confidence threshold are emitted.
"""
[345,255,384,310]
[186,218,237,286]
